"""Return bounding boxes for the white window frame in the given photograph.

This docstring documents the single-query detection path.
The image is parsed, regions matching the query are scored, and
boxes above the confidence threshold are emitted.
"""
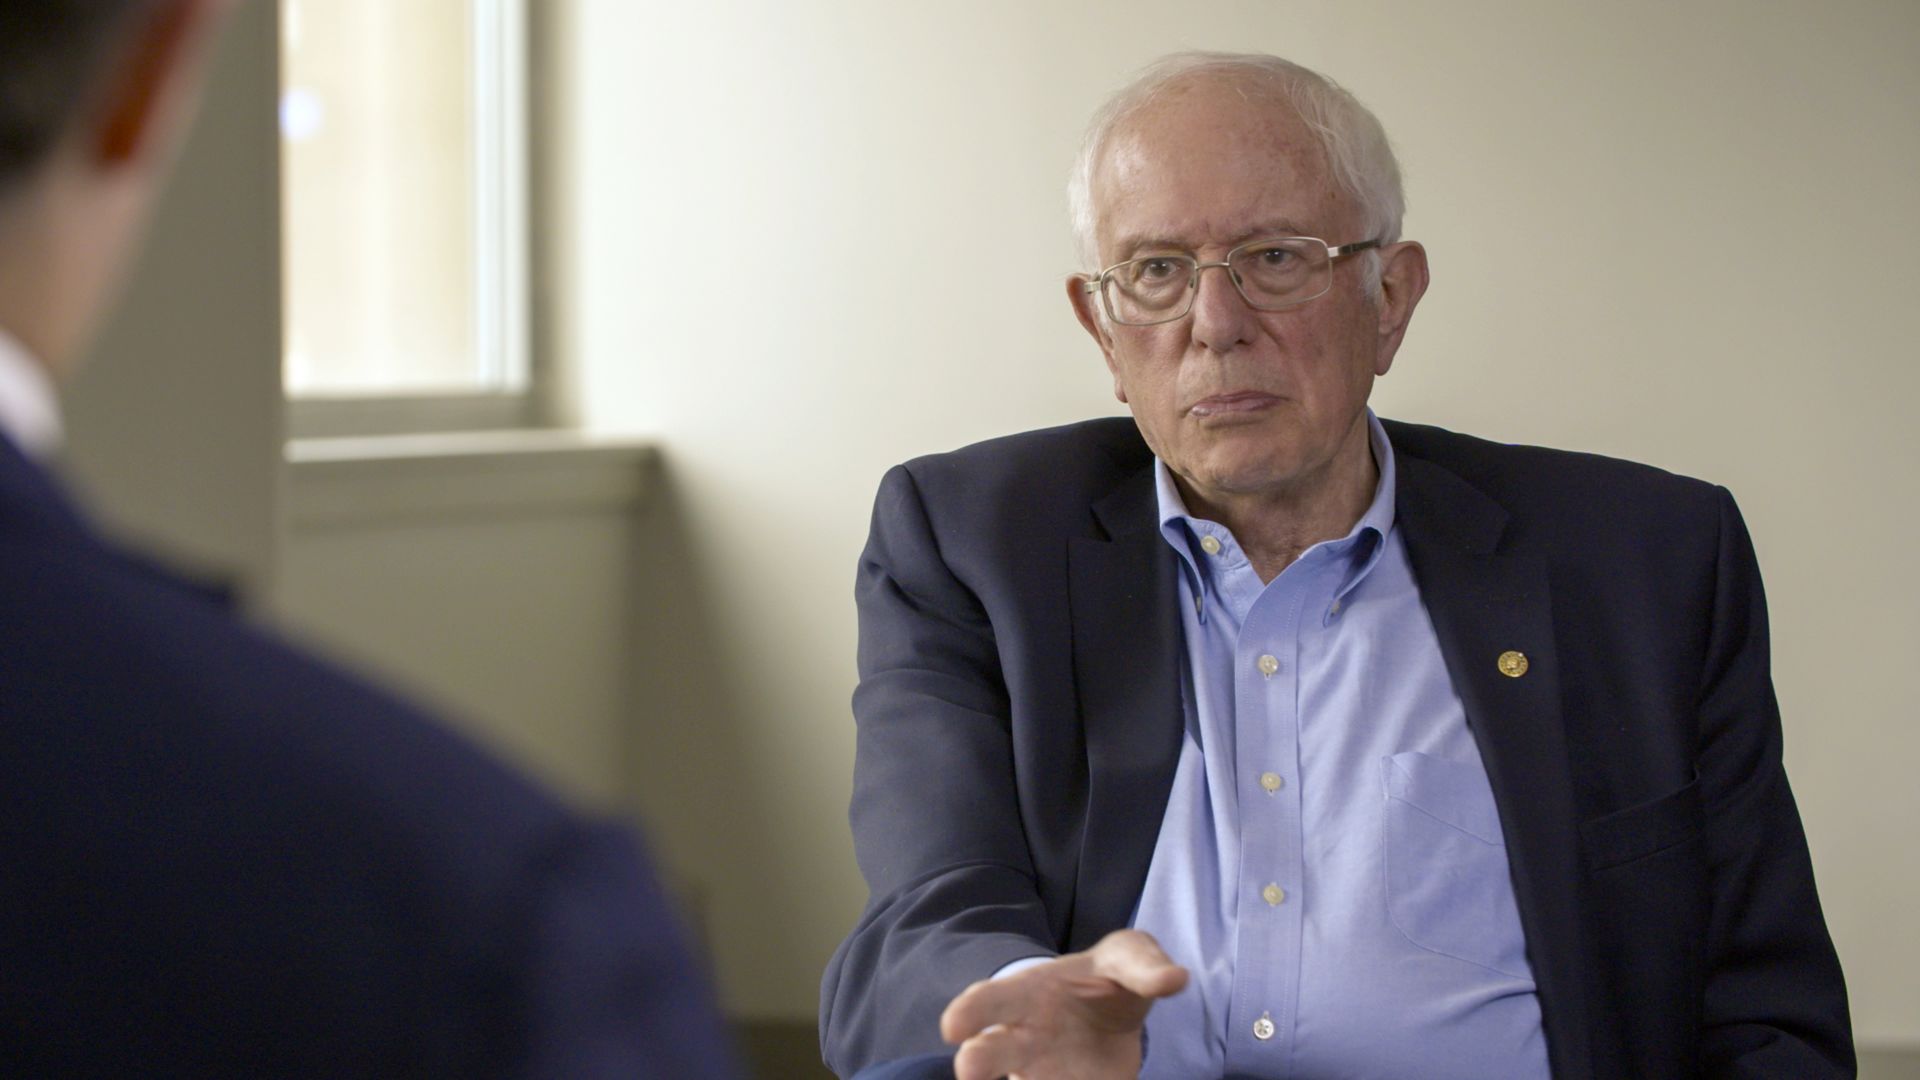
[284,0,545,439]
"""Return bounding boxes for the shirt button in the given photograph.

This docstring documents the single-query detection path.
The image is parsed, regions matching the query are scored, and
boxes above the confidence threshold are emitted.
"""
[1200,534,1222,555]
[1253,1013,1275,1040]
[1259,771,1283,793]
[1262,883,1285,906]
[1257,654,1279,678]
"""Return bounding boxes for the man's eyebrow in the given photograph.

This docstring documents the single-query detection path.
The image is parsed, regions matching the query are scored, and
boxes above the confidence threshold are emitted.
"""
[1109,222,1317,261]
[1095,235,1189,267]
[1111,235,1190,258]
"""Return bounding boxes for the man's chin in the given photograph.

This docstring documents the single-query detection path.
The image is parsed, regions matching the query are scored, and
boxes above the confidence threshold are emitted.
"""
[1178,456,1312,502]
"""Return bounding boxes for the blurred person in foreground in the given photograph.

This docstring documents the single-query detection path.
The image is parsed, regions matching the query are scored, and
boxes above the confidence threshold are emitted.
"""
[0,2,738,1075]
[822,51,1851,1080]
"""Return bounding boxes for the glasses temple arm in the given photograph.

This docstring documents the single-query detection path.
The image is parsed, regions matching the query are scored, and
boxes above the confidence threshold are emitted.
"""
[1328,239,1383,257]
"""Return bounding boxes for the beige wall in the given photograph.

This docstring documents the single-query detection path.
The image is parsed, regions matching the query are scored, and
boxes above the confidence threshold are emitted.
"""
[64,0,282,596]
[555,0,1920,1045]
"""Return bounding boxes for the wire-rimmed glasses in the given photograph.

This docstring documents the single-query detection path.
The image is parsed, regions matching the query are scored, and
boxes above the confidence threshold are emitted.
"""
[1082,236,1382,326]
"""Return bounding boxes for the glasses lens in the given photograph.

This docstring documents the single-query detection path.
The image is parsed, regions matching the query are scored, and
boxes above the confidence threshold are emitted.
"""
[1104,255,1195,324]
[1230,238,1329,309]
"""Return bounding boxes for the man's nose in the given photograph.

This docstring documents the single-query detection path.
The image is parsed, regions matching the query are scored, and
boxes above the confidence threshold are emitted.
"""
[1188,261,1257,353]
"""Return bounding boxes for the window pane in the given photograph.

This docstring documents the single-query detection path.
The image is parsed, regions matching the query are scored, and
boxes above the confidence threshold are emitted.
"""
[282,0,498,396]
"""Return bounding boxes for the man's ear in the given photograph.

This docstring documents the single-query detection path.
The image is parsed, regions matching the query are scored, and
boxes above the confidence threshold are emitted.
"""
[1065,274,1129,403]
[1371,240,1430,378]
[90,0,231,169]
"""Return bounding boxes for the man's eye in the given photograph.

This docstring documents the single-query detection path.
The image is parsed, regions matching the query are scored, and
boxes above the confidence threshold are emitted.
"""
[1135,258,1182,281]
[1252,246,1296,267]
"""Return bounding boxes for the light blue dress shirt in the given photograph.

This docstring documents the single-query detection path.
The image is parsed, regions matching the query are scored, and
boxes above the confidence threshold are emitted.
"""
[1130,412,1551,1079]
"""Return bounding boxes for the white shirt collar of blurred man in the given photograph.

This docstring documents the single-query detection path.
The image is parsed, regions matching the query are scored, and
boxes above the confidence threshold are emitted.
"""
[0,324,60,459]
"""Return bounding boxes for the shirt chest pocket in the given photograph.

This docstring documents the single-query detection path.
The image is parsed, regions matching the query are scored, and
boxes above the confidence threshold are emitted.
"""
[1382,751,1534,981]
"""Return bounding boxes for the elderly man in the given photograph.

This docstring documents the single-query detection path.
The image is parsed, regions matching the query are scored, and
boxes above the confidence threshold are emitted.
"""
[0,2,737,1074]
[821,52,1850,1079]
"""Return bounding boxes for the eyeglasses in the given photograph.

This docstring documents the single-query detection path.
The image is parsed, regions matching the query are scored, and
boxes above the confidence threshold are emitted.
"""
[1082,236,1382,326]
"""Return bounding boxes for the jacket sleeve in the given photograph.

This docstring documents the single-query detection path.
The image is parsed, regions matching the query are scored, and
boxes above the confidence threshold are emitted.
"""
[1696,487,1853,1077]
[819,464,1059,1077]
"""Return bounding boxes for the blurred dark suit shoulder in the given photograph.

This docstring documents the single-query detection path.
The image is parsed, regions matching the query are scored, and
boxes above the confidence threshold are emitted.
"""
[0,437,739,1078]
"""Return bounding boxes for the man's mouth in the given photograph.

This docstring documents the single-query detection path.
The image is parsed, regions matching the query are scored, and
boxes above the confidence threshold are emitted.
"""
[1188,391,1282,418]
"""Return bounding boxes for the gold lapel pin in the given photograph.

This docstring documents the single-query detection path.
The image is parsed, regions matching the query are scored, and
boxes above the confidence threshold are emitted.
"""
[1497,650,1529,678]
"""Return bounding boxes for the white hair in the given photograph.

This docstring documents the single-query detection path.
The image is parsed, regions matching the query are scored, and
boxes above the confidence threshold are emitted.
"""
[1067,51,1406,279]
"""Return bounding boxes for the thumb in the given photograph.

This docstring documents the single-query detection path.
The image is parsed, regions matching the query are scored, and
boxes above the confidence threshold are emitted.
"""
[1089,930,1188,999]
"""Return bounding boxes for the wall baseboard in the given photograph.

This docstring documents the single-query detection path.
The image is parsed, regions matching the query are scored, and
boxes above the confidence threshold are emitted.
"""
[734,1018,833,1080]
[1863,1044,1920,1080]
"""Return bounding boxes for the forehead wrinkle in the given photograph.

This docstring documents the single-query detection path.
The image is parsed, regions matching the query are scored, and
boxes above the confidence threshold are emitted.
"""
[1097,138,1332,252]
[1091,84,1345,262]
[1110,219,1318,261]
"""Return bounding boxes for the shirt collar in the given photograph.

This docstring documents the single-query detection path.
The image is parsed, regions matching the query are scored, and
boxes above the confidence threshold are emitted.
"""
[0,324,62,459]
[1154,409,1398,604]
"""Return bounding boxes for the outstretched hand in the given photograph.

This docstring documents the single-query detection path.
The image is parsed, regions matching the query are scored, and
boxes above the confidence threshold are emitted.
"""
[940,930,1188,1080]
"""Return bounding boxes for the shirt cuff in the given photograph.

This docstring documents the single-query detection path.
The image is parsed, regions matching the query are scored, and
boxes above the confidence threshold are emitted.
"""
[991,955,1055,981]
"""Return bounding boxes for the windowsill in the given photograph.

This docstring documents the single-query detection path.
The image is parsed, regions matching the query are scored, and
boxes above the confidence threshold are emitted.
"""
[284,429,658,528]
[285,392,544,440]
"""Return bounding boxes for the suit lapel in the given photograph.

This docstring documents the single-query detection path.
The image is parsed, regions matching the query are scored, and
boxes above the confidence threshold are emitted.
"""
[1396,452,1595,1079]
[1064,463,1185,952]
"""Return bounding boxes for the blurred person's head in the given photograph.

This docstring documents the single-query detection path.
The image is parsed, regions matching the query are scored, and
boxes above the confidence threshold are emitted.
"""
[0,0,233,373]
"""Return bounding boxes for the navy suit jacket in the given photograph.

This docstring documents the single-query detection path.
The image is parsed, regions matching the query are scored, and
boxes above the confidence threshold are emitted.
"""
[0,435,740,1078]
[821,417,1851,1078]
